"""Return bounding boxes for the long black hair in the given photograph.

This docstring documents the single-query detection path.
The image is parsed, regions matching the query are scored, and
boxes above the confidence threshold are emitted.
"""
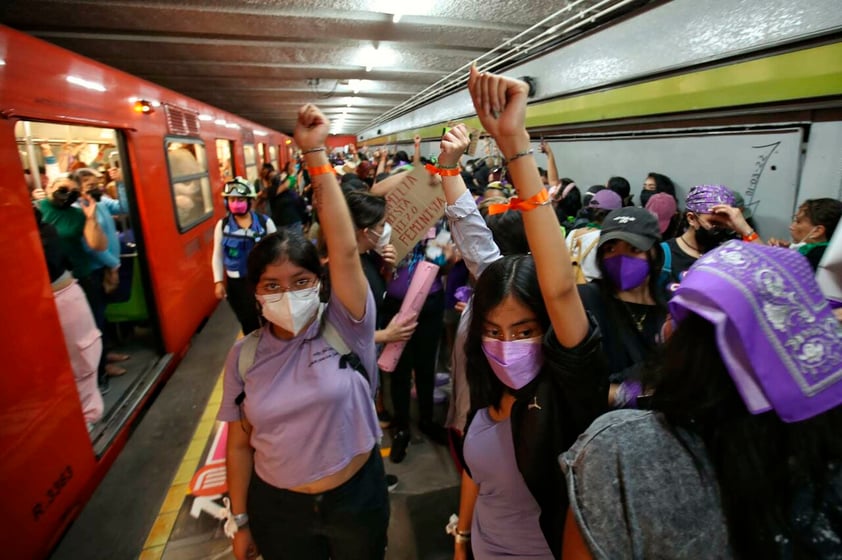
[344,190,386,230]
[247,229,324,295]
[465,255,549,411]
[644,313,842,558]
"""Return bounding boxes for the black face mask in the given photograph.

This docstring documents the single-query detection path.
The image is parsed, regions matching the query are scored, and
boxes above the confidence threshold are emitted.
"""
[695,224,737,253]
[51,187,80,209]
[639,190,655,207]
[87,188,104,202]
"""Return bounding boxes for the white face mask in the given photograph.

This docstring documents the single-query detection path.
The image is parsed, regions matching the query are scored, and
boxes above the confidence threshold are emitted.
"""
[256,284,321,335]
[373,223,392,254]
[790,227,818,250]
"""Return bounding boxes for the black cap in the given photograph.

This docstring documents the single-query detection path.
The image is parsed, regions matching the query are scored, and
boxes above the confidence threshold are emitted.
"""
[598,207,661,251]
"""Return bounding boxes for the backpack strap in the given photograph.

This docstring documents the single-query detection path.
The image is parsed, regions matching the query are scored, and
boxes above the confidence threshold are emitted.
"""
[323,318,370,384]
[658,241,672,287]
[237,330,261,384]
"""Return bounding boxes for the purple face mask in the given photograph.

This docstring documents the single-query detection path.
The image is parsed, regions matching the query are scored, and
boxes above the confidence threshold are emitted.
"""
[481,336,544,390]
[603,255,650,291]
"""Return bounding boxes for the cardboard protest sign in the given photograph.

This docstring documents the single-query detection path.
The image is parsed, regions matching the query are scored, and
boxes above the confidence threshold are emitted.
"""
[384,165,446,262]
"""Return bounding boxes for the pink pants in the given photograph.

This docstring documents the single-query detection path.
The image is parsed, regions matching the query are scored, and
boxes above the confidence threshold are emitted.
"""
[54,280,104,424]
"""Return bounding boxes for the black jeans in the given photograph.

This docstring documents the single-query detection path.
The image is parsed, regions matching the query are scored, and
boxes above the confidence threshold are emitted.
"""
[225,276,260,335]
[247,448,390,560]
[382,290,445,431]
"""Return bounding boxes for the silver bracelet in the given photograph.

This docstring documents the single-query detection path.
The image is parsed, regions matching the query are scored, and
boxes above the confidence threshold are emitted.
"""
[301,147,326,155]
[503,148,534,164]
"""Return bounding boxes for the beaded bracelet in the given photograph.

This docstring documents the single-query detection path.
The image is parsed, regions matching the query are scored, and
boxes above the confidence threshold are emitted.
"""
[504,148,534,164]
[301,147,326,155]
[307,164,334,176]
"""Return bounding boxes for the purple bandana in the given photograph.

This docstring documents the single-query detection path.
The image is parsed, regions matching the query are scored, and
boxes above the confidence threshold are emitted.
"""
[669,240,842,422]
[685,184,736,214]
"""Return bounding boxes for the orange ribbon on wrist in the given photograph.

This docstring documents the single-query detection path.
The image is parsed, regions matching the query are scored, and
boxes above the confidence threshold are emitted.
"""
[425,163,460,177]
[307,164,334,176]
[487,188,551,215]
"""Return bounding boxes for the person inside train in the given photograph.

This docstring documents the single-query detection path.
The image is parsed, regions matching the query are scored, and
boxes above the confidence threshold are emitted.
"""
[565,189,623,284]
[639,171,676,207]
[561,241,842,560]
[37,172,110,391]
[661,184,760,285]
[212,177,276,335]
[36,207,104,429]
[77,167,130,374]
[219,104,388,560]
[644,191,679,239]
[452,67,608,560]
[768,198,842,271]
[607,176,633,207]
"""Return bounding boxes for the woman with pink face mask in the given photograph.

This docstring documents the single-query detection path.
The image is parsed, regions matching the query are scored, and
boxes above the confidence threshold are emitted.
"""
[451,69,608,560]
[212,177,277,335]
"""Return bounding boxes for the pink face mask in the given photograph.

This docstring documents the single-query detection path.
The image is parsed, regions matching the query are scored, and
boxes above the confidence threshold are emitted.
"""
[229,199,249,215]
[481,336,544,390]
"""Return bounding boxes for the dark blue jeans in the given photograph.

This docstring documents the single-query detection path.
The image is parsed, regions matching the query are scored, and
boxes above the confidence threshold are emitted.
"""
[247,447,389,560]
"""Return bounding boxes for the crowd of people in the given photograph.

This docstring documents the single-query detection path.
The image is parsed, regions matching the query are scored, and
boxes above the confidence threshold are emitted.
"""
[214,69,842,560]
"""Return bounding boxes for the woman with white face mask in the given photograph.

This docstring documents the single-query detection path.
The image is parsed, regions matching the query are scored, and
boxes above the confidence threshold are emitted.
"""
[769,198,842,271]
[450,68,609,560]
[218,105,388,560]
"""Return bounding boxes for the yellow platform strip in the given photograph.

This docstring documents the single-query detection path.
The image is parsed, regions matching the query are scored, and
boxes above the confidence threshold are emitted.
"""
[139,370,226,560]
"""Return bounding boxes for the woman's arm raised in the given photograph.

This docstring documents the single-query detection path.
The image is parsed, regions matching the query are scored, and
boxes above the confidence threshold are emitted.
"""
[294,104,368,319]
[467,67,588,347]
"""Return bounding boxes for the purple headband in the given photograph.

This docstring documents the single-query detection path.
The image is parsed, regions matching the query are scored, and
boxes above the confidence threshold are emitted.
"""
[670,240,842,422]
[685,184,736,214]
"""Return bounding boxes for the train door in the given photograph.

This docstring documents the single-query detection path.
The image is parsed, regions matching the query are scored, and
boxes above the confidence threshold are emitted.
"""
[16,120,167,456]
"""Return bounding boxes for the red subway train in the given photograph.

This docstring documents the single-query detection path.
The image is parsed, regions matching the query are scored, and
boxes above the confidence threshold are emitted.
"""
[0,25,291,559]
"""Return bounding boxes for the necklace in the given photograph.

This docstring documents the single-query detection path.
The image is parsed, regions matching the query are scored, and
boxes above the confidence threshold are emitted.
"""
[679,233,701,255]
[620,300,648,332]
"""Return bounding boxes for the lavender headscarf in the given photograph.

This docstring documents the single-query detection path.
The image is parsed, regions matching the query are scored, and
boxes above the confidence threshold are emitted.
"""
[670,240,842,422]
[685,184,736,214]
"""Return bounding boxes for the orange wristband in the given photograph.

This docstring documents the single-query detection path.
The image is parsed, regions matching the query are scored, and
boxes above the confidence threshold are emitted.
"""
[307,164,334,176]
[742,231,759,242]
[424,163,460,176]
[488,188,550,215]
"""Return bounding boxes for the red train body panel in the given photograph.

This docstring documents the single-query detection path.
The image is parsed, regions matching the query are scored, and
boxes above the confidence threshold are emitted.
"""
[0,25,290,558]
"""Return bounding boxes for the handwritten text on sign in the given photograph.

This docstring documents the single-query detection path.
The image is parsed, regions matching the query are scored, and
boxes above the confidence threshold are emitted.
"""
[384,166,446,262]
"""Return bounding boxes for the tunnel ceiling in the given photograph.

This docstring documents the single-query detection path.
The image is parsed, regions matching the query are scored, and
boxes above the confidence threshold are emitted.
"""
[1,0,647,135]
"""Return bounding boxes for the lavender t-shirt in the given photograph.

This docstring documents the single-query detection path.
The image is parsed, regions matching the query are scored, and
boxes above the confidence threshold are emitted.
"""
[464,409,554,559]
[217,288,381,489]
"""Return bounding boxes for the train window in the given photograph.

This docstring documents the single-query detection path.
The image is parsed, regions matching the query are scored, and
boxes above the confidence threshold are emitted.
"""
[216,139,233,181]
[243,143,257,184]
[166,138,213,231]
[269,145,278,169]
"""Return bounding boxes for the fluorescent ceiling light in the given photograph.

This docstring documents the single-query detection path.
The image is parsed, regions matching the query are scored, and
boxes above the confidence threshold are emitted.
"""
[198,114,213,121]
[215,119,227,125]
[66,75,106,92]
[254,130,269,137]
[393,13,402,23]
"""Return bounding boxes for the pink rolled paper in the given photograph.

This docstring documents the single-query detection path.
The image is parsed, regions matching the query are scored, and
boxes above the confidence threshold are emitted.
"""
[378,260,440,372]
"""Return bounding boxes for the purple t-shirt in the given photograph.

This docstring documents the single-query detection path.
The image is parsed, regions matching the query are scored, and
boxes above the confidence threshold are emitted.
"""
[464,409,554,559]
[217,288,381,489]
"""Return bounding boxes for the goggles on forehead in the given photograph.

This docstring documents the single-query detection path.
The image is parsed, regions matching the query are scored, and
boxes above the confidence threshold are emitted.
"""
[223,177,253,197]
